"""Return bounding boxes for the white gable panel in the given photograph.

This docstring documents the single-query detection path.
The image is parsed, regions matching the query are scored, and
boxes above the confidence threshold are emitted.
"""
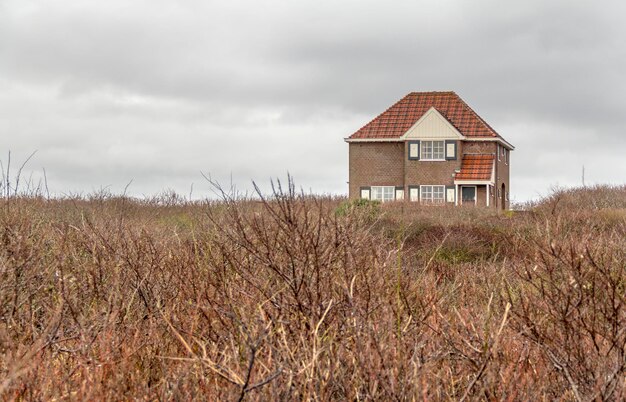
[402,107,464,139]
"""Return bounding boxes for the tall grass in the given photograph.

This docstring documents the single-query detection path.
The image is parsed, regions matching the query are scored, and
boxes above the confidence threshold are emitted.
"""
[0,181,625,400]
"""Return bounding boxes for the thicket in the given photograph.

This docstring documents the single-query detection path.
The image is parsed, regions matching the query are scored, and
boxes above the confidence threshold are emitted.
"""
[0,182,625,400]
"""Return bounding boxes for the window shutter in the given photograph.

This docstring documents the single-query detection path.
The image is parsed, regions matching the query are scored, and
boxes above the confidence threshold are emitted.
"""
[395,187,404,201]
[445,140,457,160]
[360,187,371,200]
[408,186,419,202]
[408,140,420,160]
[446,185,456,203]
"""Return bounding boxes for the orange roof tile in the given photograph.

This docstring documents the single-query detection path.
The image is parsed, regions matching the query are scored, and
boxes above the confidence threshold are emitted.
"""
[455,154,494,180]
[349,91,499,139]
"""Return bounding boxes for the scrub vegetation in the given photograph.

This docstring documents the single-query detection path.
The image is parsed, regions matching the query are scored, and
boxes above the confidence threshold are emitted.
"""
[1,178,625,400]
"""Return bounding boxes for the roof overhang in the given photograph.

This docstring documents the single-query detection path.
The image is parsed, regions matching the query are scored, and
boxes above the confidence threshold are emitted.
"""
[344,137,403,143]
[454,180,494,185]
[346,137,515,149]
[453,156,496,183]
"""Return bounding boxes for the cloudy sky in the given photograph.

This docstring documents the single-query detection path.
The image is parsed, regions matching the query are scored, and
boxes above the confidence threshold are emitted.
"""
[1,0,625,202]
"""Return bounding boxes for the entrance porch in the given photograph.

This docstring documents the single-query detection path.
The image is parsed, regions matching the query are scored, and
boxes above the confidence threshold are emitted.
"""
[455,183,494,207]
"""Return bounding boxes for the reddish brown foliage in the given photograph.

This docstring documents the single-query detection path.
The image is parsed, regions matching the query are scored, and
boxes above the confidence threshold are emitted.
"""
[1,183,625,400]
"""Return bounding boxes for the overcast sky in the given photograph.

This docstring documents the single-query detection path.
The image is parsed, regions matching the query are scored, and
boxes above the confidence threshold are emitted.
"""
[1,0,625,202]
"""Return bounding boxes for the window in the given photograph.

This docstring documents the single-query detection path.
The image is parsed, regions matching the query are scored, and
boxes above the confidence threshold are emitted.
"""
[504,149,508,165]
[371,186,395,202]
[420,185,445,204]
[421,141,445,160]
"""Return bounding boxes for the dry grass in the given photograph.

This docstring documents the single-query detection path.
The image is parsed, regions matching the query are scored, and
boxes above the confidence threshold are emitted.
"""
[1,181,625,400]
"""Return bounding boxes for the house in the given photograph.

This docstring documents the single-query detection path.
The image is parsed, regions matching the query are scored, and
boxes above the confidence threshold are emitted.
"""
[345,91,514,209]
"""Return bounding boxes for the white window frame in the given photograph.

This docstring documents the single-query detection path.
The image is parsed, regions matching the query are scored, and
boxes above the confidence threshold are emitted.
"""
[371,186,395,203]
[497,144,501,161]
[504,149,508,165]
[420,140,445,161]
[419,185,445,204]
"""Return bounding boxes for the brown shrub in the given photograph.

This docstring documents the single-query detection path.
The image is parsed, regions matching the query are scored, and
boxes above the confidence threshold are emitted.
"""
[0,183,624,400]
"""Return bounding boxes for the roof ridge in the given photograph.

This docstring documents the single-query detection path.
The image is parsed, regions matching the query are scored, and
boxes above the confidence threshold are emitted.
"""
[408,90,456,95]
[347,91,509,142]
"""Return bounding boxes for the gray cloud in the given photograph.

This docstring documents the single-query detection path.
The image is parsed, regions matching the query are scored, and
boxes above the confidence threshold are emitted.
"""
[1,0,625,201]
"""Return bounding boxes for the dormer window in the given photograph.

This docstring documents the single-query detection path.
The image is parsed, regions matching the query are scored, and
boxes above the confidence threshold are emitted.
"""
[421,140,445,160]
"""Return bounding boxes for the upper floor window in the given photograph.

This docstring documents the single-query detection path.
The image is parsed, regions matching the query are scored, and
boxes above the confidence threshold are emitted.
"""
[421,140,445,160]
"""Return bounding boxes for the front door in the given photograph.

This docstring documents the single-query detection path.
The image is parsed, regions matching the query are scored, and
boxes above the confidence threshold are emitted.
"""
[461,186,476,205]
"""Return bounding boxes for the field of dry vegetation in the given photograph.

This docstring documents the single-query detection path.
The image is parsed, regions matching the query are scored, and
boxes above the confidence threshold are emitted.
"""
[1,181,625,400]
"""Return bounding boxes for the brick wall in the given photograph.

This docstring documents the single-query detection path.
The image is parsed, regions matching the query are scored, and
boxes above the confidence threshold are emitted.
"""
[463,141,496,155]
[348,142,404,198]
[477,185,487,207]
[494,144,511,209]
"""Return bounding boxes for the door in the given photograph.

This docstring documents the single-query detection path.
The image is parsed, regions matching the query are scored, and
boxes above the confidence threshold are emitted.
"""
[461,186,476,205]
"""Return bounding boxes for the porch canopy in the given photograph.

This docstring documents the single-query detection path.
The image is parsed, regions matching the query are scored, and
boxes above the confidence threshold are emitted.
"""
[454,154,495,206]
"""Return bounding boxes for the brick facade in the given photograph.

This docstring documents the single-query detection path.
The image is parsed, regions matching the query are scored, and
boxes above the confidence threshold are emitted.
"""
[348,140,510,209]
[494,144,511,209]
[403,140,461,190]
[348,142,404,198]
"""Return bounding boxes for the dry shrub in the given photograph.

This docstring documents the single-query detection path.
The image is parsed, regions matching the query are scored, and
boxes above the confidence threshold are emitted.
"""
[534,184,626,212]
[0,183,625,400]
[506,205,626,401]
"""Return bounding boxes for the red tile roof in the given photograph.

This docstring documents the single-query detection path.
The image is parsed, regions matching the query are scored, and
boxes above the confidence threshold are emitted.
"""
[455,154,495,180]
[349,91,499,139]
